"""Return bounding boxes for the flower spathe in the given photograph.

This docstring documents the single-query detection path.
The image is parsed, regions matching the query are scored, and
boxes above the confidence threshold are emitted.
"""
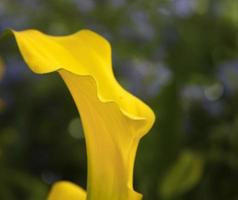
[4,29,155,200]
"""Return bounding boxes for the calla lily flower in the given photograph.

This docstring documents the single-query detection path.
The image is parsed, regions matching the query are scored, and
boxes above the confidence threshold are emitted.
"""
[3,29,155,200]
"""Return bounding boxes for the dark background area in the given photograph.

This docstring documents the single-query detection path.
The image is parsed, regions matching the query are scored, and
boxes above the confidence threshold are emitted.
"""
[0,0,238,199]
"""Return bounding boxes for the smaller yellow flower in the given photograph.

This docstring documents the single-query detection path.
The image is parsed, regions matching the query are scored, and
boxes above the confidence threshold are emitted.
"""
[48,181,86,200]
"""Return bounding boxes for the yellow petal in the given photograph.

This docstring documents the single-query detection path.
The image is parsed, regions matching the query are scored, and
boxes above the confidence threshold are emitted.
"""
[47,181,86,200]
[5,29,155,200]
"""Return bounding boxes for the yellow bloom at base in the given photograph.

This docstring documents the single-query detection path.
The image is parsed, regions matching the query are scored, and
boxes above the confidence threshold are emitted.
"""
[2,29,155,200]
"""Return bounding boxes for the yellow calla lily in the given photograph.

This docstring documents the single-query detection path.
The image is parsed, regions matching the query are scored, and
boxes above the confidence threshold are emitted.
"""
[3,29,155,200]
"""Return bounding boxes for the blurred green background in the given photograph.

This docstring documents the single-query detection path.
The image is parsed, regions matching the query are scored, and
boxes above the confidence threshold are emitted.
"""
[0,0,238,199]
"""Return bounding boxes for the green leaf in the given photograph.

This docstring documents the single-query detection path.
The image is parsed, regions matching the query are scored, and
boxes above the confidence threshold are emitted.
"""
[159,150,204,199]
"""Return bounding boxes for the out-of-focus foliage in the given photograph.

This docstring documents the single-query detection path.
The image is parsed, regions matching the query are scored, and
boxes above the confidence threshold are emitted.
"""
[160,150,204,199]
[0,58,4,80]
[0,0,238,199]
